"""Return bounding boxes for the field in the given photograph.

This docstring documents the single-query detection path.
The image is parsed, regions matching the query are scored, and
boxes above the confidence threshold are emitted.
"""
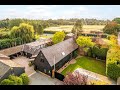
[61,56,106,76]
[44,25,105,33]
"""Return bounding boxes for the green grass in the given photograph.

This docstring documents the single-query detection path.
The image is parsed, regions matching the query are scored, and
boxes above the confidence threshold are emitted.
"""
[61,56,106,76]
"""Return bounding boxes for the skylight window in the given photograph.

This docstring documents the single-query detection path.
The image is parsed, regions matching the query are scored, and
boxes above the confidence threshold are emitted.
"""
[62,52,65,56]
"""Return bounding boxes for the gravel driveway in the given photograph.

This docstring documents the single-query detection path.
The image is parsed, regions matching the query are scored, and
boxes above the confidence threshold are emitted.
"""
[29,71,64,85]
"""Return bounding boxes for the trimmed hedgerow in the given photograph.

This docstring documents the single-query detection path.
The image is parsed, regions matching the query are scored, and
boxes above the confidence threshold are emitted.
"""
[0,37,23,50]
[87,45,108,60]
[106,47,120,80]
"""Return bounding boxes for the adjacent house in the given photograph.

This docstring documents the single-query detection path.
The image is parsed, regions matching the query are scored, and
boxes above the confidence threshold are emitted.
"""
[34,38,78,76]
[23,38,52,58]
[0,59,25,81]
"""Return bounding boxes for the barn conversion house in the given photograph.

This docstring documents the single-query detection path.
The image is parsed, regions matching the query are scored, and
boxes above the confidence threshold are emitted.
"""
[34,38,78,76]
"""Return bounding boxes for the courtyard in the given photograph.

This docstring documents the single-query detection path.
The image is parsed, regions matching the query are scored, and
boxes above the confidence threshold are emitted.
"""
[12,56,35,75]
[61,56,106,76]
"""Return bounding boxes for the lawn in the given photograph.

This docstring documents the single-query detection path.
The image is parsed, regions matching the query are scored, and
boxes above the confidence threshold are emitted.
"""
[44,25,105,33]
[61,56,106,76]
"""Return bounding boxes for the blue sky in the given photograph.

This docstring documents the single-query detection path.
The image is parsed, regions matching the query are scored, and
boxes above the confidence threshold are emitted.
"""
[0,5,120,20]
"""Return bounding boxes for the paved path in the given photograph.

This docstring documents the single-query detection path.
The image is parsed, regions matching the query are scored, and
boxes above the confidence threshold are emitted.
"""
[74,68,117,85]
[12,56,35,75]
[29,71,64,85]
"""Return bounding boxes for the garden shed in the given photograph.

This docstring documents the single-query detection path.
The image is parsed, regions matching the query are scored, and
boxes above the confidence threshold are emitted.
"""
[0,59,25,81]
[34,38,78,76]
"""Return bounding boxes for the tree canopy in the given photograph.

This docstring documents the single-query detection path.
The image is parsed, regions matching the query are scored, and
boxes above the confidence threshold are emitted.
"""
[72,20,83,37]
[103,21,120,35]
[76,36,95,48]
[10,23,35,43]
[52,31,65,44]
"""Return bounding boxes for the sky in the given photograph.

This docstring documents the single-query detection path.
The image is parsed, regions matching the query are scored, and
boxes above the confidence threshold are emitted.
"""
[0,5,120,20]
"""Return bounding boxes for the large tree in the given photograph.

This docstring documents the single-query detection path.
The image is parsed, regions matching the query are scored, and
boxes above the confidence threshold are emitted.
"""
[10,23,35,43]
[76,36,95,55]
[52,31,65,44]
[103,21,120,35]
[76,36,95,48]
[113,17,120,24]
[72,20,83,37]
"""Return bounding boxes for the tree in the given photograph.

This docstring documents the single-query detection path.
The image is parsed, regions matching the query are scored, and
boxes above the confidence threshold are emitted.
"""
[76,36,95,48]
[10,23,35,43]
[8,75,23,85]
[52,31,65,44]
[113,17,120,24]
[63,71,87,85]
[103,21,120,35]
[8,19,24,29]
[19,73,29,85]
[72,20,83,37]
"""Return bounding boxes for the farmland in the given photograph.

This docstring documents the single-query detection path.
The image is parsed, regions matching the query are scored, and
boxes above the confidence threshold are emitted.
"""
[44,25,105,33]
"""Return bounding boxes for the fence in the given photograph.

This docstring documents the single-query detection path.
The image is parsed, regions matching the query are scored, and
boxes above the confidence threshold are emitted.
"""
[55,72,65,81]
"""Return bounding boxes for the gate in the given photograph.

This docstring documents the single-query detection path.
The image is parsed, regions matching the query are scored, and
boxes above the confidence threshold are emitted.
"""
[55,72,65,81]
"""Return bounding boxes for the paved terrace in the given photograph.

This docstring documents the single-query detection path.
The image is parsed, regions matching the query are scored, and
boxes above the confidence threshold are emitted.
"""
[75,68,117,85]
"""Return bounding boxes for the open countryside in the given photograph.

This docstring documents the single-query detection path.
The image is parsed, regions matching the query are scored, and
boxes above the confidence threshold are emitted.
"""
[44,25,105,33]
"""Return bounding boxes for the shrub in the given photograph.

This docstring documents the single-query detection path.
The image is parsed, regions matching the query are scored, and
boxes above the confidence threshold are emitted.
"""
[63,71,87,85]
[19,73,29,85]
[87,48,92,57]
[106,47,120,80]
[0,79,15,85]
[8,75,23,85]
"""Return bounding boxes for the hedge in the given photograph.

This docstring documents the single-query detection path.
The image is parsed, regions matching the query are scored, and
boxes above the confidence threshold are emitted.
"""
[87,45,108,60]
[106,48,120,80]
[44,31,68,34]
[0,37,23,50]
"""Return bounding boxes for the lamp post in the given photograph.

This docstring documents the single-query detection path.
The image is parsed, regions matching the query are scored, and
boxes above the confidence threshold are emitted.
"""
[52,56,55,78]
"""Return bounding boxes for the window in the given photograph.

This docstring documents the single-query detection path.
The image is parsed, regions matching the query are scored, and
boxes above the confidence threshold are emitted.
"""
[40,58,44,62]
[44,69,46,73]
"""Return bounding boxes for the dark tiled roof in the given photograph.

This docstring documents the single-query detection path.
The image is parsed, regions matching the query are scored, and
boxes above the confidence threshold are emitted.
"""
[0,61,10,79]
[41,38,78,66]
[23,39,52,55]
[0,45,23,56]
